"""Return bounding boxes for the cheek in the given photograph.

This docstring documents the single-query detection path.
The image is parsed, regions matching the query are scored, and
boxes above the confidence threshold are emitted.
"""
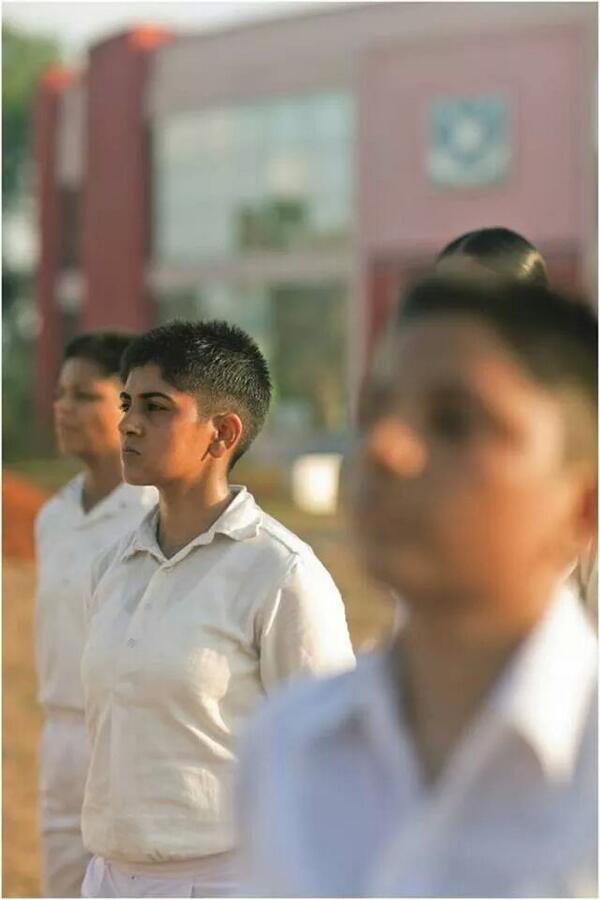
[146,424,201,471]
[435,448,562,559]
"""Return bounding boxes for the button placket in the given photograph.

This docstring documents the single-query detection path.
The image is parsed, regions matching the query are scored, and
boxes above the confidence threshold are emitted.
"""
[119,573,153,653]
[127,564,172,647]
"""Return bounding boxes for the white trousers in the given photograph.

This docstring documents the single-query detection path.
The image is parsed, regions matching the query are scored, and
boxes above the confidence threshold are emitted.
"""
[39,712,91,898]
[81,853,239,898]
[40,828,91,898]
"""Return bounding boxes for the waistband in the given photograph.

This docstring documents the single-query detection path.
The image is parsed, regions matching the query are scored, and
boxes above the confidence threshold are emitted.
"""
[101,851,237,879]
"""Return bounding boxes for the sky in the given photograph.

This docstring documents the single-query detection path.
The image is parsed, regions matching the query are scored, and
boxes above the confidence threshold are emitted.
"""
[3,0,328,62]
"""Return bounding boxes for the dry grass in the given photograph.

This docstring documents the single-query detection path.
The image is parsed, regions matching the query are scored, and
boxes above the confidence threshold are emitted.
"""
[2,475,393,898]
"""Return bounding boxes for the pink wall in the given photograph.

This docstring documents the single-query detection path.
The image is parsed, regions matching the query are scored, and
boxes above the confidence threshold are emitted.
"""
[358,26,585,258]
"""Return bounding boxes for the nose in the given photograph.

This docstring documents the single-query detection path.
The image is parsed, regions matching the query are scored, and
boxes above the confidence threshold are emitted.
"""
[365,415,427,478]
[119,408,142,436]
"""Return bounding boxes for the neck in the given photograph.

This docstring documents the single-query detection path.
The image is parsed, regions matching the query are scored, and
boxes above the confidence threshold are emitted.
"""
[391,603,545,785]
[81,452,123,512]
[157,472,233,558]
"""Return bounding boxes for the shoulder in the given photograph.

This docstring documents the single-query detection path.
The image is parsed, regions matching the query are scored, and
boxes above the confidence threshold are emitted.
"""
[35,493,63,532]
[89,521,142,590]
[254,510,332,580]
[250,508,315,576]
[84,526,139,622]
[35,475,81,536]
[256,511,313,557]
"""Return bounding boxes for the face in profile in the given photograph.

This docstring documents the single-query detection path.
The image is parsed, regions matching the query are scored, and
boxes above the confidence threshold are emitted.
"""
[53,357,123,460]
[353,316,587,617]
[118,364,217,488]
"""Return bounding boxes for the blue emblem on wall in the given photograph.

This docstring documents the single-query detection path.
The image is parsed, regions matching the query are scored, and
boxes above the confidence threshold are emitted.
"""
[426,95,511,188]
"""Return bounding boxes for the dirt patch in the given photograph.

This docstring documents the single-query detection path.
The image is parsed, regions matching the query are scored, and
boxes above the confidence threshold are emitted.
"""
[3,560,42,898]
[3,472,49,561]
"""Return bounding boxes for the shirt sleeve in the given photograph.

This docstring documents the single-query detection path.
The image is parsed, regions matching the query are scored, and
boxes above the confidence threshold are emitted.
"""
[258,552,355,692]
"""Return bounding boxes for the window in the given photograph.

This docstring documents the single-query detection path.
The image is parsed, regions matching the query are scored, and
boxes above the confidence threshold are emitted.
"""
[155,279,348,433]
[153,93,354,264]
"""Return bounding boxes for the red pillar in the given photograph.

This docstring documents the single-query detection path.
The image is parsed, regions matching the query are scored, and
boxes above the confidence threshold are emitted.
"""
[82,27,170,331]
[34,66,75,428]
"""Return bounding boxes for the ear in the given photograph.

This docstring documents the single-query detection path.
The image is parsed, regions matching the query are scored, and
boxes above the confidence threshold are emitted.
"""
[567,468,598,557]
[578,479,598,544]
[208,412,244,461]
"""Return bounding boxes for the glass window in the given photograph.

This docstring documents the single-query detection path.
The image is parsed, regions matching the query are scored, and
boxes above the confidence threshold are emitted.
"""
[270,281,348,432]
[154,287,203,324]
[154,280,348,434]
[153,92,354,263]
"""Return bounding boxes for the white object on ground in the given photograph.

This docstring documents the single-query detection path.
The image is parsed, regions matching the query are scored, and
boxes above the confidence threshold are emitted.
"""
[291,453,343,515]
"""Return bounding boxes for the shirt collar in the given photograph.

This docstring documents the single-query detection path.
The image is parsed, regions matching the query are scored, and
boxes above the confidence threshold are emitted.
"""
[120,485,261,564]
[304,589,597,784]
[488,586,597,782]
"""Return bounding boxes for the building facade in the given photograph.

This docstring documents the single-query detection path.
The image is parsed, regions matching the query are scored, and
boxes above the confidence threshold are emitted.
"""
[34,2,597,458]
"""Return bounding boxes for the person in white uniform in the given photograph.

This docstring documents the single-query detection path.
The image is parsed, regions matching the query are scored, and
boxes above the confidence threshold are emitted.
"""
[237,275,598,897]
[435,227,596,623]
[435,226,550,286]
[35,331,157,897]
[79,319,355,898]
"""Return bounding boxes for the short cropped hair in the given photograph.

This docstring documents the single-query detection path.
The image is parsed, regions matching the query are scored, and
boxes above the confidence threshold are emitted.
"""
[398,277,597,440]
[437,227,549,287]
[121,319,272,466]
[64,331,135,378]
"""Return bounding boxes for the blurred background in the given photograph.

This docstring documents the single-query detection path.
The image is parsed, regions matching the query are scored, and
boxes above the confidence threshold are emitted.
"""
[2,2,597,896]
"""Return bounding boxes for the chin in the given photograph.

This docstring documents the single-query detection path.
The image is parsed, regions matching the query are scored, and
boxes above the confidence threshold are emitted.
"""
[122,471,151,487]
[121,459,149,485]
[123,473,145,485]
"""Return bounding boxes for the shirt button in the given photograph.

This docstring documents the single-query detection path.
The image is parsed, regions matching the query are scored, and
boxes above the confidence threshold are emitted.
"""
[126,638,137,647]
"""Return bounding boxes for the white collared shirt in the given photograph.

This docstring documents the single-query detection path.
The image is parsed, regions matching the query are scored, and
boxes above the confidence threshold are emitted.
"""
[237,590,598,897]
[80,485,355,864]
[35,474,157,714]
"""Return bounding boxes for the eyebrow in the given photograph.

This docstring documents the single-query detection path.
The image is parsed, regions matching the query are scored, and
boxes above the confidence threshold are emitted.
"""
[120,391,174,402]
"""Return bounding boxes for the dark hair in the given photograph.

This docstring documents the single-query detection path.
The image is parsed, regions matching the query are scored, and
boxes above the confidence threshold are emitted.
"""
[437,227,549,287]
[63,330,135,378]
[121,319,272,466]
[398,276,597,430]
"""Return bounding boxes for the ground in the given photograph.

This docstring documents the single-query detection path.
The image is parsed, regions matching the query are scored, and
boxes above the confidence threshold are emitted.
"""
[2,463,393,897]
[4,560,43,898]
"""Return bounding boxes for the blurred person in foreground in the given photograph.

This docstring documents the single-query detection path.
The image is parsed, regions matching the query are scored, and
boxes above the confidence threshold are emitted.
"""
[35,332,157,897]
[435,226,596,624]
[237,275,598,897]
[436,226,549,286]
[79,320,354,898]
